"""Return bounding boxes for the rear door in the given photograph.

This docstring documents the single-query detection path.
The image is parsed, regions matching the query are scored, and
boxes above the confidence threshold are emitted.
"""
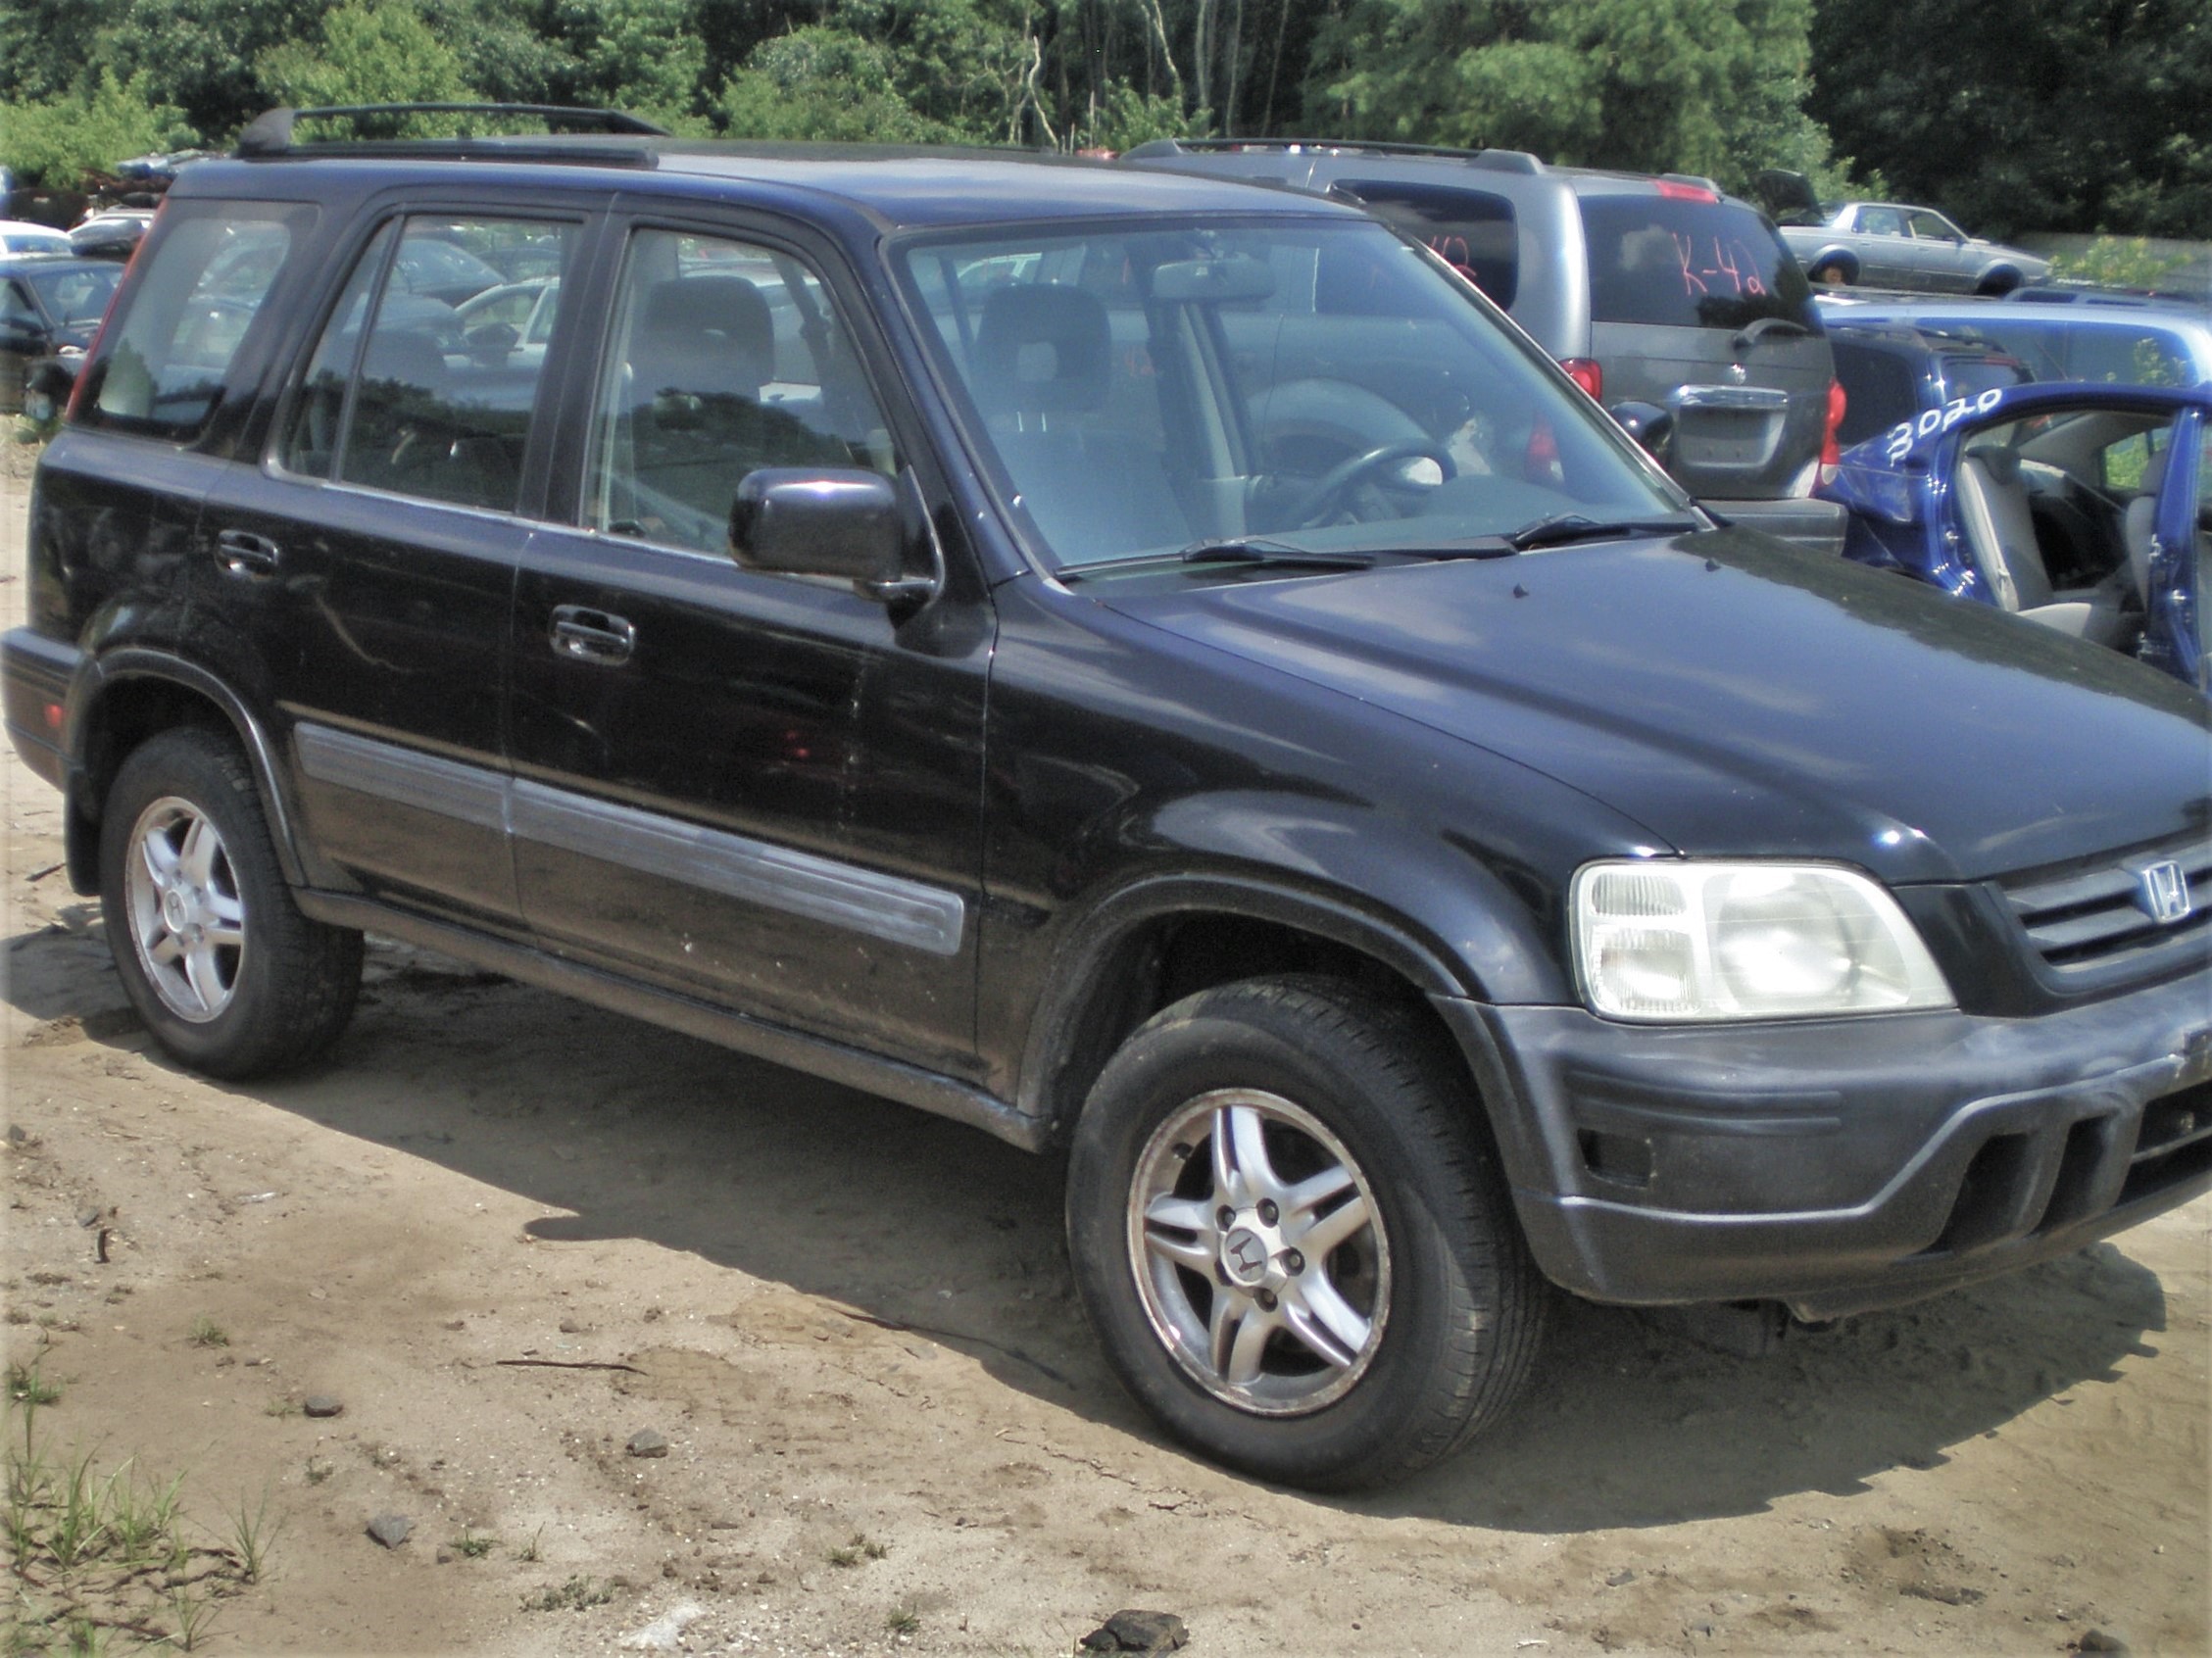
[1578,188,1833,501]
[196,202,594,927]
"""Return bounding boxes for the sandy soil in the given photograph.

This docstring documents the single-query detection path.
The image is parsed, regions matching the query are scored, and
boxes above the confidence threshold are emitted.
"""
[2,437,2207,1657]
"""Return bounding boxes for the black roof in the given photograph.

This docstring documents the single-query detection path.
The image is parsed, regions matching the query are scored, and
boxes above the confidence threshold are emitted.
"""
[208,129,1365,235]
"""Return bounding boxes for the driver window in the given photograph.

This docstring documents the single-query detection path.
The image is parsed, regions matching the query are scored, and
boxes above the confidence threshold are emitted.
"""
[584,229,897,555]
[1906,211,1956,240]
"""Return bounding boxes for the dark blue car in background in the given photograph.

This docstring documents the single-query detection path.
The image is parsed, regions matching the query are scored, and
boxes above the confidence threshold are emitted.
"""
[1819,381,2207,690]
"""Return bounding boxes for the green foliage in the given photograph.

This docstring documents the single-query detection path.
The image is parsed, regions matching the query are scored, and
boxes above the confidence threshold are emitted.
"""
[255,0,473,134]
[1303,0,1850,195]
[716,26,956,144]
[0,70,195,186]
[2049,236,2197,292]
[0,0,2189,238]
[548,0,708,130]
[1808,0,2212,238]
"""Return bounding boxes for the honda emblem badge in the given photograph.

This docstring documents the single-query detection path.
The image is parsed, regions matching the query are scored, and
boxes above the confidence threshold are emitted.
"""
[2138,860,2193,926]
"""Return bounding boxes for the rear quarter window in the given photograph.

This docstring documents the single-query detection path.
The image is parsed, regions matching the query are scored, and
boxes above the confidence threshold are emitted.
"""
[77,201,315,442]
[1337,180,1519,310]
[1581,195,1813,332]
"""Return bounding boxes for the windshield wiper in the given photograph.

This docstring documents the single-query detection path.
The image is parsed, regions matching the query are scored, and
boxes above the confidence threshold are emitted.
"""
[1733,316,1814,351]
[1499,512,1701,551]
[1176,537,1377,569]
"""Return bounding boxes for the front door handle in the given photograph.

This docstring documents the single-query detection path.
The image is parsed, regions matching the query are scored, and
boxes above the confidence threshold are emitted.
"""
[214,528,282,577]
[550,605,636,666]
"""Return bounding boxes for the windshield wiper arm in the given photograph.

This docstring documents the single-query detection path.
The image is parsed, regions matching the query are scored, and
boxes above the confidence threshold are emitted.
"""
[1177,537,1377,569]
[1502,512,1700,551]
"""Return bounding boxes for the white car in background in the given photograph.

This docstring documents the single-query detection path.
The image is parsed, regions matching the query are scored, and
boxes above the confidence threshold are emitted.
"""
[0,220,72,258]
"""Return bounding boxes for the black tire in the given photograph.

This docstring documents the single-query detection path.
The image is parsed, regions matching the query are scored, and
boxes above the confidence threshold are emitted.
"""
[1976,268,2021,297]
[99,726,363,1078]
[1064,975,1546,1489]
[1809,259,1851,286]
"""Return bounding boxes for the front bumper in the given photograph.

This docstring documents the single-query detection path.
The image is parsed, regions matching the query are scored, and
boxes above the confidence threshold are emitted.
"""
[1437,966,2212,1318]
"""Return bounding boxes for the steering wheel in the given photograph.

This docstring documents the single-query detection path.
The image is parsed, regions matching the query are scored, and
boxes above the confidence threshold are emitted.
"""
[1275,441,1455,529]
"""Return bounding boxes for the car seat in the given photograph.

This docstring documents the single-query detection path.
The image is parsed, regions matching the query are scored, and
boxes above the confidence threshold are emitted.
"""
[2121,446,2168,608]
[1952,445,2131,644]
[970,284,1186,562]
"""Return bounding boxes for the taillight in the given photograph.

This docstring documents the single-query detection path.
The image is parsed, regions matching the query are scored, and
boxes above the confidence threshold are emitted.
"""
[1561,358,1603,401]
[1820,377,1848,470]
[1654,180,1719,203]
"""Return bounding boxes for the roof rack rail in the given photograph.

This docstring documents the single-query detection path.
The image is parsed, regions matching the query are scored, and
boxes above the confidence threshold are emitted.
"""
[235,103,667,159]
[1123,135,1548,174]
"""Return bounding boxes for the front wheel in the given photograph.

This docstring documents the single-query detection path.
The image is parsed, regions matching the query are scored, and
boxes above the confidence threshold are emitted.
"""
[1065,976,1546,1489]
[100,726,363,1078]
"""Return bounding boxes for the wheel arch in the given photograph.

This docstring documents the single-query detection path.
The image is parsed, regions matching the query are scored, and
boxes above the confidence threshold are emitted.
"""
[1015,871,1527,1152]
[1808,246,1859,282]
[66,652,308,894]
[1975,264,2023,296]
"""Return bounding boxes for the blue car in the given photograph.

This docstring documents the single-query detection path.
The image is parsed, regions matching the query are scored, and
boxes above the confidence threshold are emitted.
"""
[1818,381,2206,691]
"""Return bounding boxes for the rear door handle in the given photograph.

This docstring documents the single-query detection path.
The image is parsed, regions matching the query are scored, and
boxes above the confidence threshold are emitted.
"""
[550,605,636,666]
[214,529,282,577]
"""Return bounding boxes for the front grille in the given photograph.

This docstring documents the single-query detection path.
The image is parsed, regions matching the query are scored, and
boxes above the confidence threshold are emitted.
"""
[2000,833,2212,973]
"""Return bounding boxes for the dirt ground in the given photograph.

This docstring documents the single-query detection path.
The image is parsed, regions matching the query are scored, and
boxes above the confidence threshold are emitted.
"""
[2,438,2207,1658]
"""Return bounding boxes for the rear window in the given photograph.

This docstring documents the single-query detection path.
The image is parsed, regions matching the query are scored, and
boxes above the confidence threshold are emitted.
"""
[1581,195,1813,332]
[79,201,315,441]
[1337,181,1518,310]
[1831,338,1920,446]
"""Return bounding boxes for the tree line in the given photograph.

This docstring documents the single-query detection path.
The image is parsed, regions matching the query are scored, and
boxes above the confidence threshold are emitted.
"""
[1,0,2205,239]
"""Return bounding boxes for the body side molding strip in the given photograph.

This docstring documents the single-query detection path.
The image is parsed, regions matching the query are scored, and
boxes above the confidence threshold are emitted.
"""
[291,721,966,956]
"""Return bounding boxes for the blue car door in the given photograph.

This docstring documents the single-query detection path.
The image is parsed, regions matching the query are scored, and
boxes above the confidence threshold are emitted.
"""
[2140,406,2207,691]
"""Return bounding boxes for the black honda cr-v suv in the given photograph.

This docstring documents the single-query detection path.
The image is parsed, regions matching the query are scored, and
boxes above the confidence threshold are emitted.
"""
[6,107,2207,1491]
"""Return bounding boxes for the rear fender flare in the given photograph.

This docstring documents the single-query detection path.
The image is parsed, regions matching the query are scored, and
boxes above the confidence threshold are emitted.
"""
[65,650,312,892]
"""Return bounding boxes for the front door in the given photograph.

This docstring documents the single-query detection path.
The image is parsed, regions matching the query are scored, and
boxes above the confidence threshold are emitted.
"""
[510,219,991,1074]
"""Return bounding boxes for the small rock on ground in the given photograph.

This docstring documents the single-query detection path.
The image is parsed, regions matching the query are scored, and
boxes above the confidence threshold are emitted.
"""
[366,1514,412,1548]
[303,1394,343,1417]
[626,1429,669,1458]
[1078,1610,1189,1654]
[2077,1634,2130,1655]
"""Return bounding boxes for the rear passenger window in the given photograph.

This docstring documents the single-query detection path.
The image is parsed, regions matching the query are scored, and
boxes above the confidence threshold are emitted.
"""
[1340,181,1518,310]
[584,229,897,554]
[80,202,314,441]
[278,216,574,512]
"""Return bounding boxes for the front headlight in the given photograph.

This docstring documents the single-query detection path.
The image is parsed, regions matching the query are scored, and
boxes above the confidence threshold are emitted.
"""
[1571,860,1953,1022]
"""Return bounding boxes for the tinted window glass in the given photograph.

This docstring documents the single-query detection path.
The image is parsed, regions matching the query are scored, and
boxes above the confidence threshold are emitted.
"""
[82,202,313,440]
[1906,211,1958,240]
[585,229,896,554]
[23,265,119,328]
[1339,181,1518,309]
[1933,351,2030,404]
[282,216,574,510]
[1581,196,1812,331]
[899,219,1681,571]
[278,221,394,480]
[1831,338,1920,445]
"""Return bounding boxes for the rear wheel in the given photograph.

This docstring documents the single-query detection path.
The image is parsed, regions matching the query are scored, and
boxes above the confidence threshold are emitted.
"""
[100,727,363,1078]
[1065,976,1546,1489]
[1808,259,1852,286]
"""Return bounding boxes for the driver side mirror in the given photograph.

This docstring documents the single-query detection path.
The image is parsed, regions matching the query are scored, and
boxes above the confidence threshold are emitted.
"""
[729,467,944,617]
[1608,400,1674,457]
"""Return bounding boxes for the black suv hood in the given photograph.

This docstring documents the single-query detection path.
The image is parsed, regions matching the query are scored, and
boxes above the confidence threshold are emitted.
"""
[1104,531,2211,885]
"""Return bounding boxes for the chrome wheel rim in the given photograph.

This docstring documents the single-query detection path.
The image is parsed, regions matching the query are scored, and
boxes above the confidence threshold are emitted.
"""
[123,796,246,1023]
[1127,1088,1392,1416]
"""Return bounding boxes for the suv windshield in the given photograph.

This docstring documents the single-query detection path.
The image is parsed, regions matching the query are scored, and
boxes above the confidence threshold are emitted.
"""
[898,219,1680,571]
[1581,195,1814,333]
